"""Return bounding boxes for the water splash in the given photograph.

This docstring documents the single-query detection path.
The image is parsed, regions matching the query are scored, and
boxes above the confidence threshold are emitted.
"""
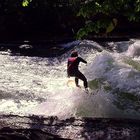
[127,39,140,58]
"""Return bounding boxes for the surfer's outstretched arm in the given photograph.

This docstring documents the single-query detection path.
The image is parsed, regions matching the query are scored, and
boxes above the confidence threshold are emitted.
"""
[79,57,87,64]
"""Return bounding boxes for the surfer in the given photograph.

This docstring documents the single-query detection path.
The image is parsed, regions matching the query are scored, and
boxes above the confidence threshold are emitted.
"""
[67,51,88,89]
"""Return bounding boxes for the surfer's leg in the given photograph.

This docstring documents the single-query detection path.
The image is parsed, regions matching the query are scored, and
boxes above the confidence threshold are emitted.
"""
[76,71,88,89]
[75,77,80,87]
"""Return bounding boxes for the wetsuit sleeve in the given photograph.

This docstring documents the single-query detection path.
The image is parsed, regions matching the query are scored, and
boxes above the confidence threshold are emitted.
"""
[79,57,87,64]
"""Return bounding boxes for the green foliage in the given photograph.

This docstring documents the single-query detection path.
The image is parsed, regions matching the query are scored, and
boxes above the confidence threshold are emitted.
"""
[76,18,115,39]
[0,0,140,39]
[22,0,32,7]
[106,18,118,33]
[77,1,102,18]
[76,0,140,39]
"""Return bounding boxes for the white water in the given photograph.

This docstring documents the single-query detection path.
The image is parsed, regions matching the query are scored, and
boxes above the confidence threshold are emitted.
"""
[0,39,140,119]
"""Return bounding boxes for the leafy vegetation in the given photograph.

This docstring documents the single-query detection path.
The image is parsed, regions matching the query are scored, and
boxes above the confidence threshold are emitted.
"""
[22,0,32,7]
[0,0,140,40]
[76,0,140,39]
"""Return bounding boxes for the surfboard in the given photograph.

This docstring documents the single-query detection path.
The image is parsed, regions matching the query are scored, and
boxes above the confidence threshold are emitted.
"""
[67,79,91,94]
[67,79,76,87]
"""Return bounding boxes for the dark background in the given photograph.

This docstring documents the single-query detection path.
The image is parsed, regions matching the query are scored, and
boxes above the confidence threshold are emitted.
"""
[0,0,140,42]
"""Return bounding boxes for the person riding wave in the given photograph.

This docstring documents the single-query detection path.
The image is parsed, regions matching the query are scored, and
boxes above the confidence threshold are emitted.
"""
[67,51,88,89]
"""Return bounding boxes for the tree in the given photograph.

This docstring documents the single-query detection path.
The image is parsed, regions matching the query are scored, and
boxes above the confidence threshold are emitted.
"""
[76,0,140,39]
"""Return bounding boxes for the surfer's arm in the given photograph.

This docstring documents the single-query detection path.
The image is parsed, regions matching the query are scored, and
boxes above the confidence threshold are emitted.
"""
[79,57,87,64]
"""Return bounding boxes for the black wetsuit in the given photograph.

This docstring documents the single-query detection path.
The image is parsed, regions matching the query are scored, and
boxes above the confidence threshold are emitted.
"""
[67,57,88,88]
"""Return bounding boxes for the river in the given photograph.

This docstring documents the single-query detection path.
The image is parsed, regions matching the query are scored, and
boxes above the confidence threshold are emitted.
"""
[0,39,140,120]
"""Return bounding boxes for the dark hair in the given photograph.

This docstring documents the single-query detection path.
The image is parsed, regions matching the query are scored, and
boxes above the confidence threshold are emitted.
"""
[71,51,78,57]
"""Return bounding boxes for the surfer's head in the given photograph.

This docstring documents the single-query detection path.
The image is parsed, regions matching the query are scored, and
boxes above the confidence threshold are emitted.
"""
[71,51,78,57]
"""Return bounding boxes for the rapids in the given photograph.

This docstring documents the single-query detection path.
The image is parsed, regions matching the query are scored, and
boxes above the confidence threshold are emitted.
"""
[0,39,140,120]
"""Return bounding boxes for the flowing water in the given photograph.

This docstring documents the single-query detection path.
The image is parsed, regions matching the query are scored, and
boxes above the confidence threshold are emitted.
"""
[0,39,140,120]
